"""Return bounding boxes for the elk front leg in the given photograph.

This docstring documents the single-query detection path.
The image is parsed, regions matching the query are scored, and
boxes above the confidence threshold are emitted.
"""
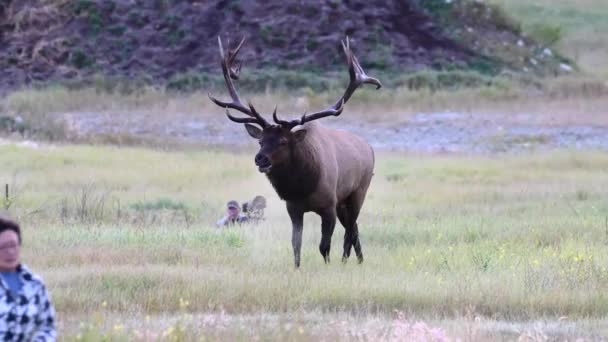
[287,203,304,268]
[319,208,337,264]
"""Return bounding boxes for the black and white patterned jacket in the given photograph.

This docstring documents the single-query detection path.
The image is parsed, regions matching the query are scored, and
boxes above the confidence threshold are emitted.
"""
[0,264,56,341]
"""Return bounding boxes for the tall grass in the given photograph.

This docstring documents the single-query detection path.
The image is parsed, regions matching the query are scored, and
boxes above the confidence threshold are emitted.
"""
[1,143,608,339]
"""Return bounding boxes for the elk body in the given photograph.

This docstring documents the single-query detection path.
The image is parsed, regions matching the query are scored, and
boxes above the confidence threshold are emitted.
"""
[209,37,381,267]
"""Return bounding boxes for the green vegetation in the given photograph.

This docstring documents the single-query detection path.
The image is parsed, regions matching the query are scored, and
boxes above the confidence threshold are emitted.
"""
[491,0,608,76]
[72,0,104,35]
[2,0,596,98]
[131,198,189,212]
[70,49,94,69]
[1,144,608,339]
[1,0,604,103]
[529,22,564,47]
[1,1,607,340]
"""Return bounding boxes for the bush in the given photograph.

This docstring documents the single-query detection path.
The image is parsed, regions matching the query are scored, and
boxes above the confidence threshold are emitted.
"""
[70,49,94,69]
[529,23,564,47]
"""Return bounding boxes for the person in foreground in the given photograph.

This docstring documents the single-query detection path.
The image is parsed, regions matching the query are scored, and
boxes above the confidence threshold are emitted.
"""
[0,217,56,341]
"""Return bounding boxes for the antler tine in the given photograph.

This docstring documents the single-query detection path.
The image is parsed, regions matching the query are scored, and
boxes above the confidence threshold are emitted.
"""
[226,37,245,79]
[247,102,270,124]
[272,106,292,126]
[341,37,350,64]
[337,36,382,107]
[225,108,262,125]
[217,36,225,59]
[299,99,344,124]
[208,36,270,128]
[273,100,345,129]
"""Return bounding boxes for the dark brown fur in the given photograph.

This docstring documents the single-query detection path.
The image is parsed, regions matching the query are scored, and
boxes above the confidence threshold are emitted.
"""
[210,37,380,267]
[244,121,375,267]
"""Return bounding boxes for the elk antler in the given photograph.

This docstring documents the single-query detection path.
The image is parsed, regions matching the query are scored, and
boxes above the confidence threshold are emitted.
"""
[274,37,383,129]
[208,37,270,128]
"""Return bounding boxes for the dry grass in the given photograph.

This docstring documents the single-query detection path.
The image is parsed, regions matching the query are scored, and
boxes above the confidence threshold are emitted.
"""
[1,143,608,340]
[3,77,607,144]
[1,1,607,340]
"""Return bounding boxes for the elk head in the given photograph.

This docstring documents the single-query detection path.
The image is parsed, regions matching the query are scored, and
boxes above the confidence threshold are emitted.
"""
[209,36,382,174]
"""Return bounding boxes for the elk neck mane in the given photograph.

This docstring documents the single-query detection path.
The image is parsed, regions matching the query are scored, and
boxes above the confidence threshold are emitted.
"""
[266,134,321,201]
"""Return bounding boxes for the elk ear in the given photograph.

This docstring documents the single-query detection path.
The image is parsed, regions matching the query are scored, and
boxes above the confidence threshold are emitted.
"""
[245,124,263,139]
[292,127,307,142]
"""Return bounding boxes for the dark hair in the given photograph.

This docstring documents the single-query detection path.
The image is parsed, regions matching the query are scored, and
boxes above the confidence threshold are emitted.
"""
[0,217,21,244]
[227,200,240,210]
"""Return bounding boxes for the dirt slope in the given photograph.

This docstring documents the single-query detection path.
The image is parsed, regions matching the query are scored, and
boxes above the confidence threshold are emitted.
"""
[0,0,568,92]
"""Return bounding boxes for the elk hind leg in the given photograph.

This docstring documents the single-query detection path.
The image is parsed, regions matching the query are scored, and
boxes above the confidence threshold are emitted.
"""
[337,203,354,263]
[347,190,368,264]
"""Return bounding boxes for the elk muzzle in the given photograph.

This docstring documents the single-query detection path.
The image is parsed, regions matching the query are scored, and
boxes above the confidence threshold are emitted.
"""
[255,153,272,173]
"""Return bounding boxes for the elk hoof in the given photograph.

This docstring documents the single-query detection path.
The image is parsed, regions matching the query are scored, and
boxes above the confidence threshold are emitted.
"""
[357,256,364,264]
[342,256,348,264]
[319,245,331,263]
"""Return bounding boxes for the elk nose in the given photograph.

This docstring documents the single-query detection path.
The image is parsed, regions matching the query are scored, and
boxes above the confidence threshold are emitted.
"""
[255,154,270,166]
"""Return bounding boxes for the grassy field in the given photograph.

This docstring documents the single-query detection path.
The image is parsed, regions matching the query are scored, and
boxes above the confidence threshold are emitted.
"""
[1,143,608,340]
[0,1,606,341]
[492,0,608,76]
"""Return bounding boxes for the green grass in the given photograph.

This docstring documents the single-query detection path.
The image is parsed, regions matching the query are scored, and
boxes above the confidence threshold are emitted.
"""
[1,143,608,339]
[491,0,608,76]
[1,1,607,340]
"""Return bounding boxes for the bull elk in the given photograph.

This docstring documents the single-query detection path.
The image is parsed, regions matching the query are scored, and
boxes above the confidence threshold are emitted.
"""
[209,36,382,267]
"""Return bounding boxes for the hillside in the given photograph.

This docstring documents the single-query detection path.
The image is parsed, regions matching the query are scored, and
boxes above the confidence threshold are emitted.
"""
[0,0,571,93]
